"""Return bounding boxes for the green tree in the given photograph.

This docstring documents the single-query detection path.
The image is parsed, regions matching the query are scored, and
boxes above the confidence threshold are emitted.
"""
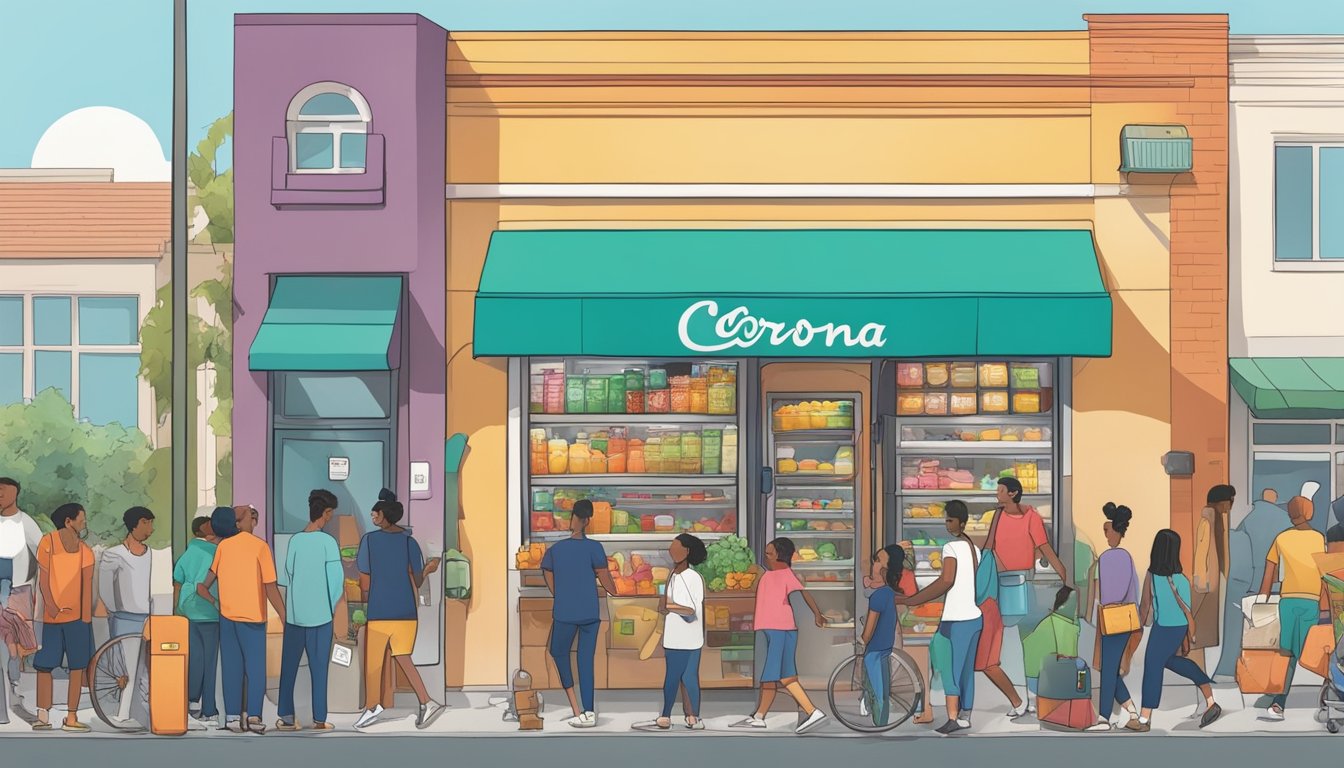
[189,113,233,244]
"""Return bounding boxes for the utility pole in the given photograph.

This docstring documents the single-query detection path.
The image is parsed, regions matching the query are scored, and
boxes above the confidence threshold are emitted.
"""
[171,0,188,557]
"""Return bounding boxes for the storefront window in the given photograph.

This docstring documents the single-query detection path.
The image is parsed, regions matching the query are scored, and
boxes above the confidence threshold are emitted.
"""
[1252,422,1331,445]
[278,371,393,419]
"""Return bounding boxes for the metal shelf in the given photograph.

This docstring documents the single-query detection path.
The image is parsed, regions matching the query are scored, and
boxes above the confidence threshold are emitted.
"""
[897,441,1052,453]
[897,490,1050,498]
[536,498,736,509]
[529,414,738,425]
[803,583,856,591]
[538,474,737,487]
[775,475,855,486]
[774,507,854,516]
[894,414,1053,426]
[528,531,731,542]
[792,559,855,569]
[774,530,854,538]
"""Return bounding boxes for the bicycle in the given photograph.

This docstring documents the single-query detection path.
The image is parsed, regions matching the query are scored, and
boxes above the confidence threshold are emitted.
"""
[87,633,149,732]
[827,638,925,733]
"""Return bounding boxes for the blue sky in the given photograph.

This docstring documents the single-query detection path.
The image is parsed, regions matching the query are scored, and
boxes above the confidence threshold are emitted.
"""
[5,0,1344,169]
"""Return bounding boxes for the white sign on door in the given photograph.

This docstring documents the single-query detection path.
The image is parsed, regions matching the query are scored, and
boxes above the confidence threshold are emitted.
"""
[410,461,431,493]
[328,457,350,481]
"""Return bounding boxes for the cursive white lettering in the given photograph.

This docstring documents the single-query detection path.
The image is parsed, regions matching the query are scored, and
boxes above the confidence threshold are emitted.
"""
[678,300,888,353]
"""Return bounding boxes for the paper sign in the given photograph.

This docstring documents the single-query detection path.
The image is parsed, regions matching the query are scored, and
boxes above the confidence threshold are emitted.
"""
[331,643,352,668]
[328,457,350,481]
[411,461,431,493]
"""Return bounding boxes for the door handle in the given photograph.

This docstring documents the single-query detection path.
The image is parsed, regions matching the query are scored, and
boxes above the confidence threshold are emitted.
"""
[760,466,774,496]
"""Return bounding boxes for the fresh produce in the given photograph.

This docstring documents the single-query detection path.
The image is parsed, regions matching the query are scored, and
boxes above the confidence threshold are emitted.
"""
[351,609,367,625]
[816,542,839,561]
[694,534,755,591]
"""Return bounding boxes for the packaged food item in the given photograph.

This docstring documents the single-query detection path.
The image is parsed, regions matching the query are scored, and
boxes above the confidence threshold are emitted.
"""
[585,377,609,414]
[654,514,675,532]
[628,439,646,474]
[708,381,735,414]
[897,363,924,388]
[979,363,1009,388]
[1013,392,1041,413]
[689,378,709,414]
[648,368,669,391]
[529,374,544,414]
[547,438,569,474]
[670,375,692,413]
[1024,427,1044,442]
[924,392,949,415]
[897,393,925,415]
[981,391,1009,413]
[566,376,586,413]
[950,392,978,415]
[589,502,612,534]
[607,428,628,474]
[1011,364,1040,390]
[569,435,591,474]
[950,362,977,388]
[721,426,738,474]
[625,389,645,413]
[589,449,608,474]
[543,368,566,414]
[607,374,627,414]
[647,388,671,413]
[979,429,1001,441]
[925,363,949,388]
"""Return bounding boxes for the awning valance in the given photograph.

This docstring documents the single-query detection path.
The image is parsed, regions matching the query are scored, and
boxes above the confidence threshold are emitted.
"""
[1230,357,1344,419]
[249,276,402,371]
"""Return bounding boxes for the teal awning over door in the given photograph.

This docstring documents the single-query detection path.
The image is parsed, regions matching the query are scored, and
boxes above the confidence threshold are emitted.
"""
[473,229,1113,358]
[1230,357,1344,419]
[249,276,403,371]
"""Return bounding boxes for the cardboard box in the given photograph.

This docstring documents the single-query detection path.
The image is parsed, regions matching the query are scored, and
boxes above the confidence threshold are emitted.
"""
[520,609,553,648]
[605,649,664,689]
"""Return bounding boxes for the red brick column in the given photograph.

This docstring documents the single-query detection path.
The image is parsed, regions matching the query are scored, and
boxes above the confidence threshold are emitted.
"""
[1087,15,1230,563]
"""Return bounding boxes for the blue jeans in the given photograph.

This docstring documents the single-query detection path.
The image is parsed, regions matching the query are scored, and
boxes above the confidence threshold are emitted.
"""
[278,622,333,724]
[1098,631,1135,719]
[550,620,599,713]
[863,649,893,726]
[188,621,220,718]
[939,616,983,711]
[1142,624,1210,709]
[661,648,702,717]
[220,617,267,719]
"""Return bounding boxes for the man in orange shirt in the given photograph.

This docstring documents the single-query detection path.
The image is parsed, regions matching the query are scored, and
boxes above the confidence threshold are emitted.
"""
[32,503,94,732]
[197,505,285,734]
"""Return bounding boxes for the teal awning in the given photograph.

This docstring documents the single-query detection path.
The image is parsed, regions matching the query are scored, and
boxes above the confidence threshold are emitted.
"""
[473,229,1112,358]
[249,276,402,371]
[1231,357,1344,419]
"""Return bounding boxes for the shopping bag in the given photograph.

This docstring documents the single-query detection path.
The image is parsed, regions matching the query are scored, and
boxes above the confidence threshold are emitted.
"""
[1299,623,1335,677]
[1242,617,1281,650]
[1039,655,1090,701]
[1235,649,1290,694]
[975,552,999,605]
[1243,594,1280,628]
[998,571,1030,624]
[1038,697,1096,731]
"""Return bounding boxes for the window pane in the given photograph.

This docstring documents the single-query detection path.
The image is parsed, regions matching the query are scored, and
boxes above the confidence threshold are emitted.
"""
[299,92,360,117]
[1253,422,1332,445]
[78,353,140,427]
[0,353,21,404]
[340,133,368,169]
[281,371,392,419]
[33,296,72,345]
[295,133,334,170]
[1275,145,1314,261]
[1322,147,1344,259]
[0,296,21,346]
[78,296,139,345]
[35,350,71,402]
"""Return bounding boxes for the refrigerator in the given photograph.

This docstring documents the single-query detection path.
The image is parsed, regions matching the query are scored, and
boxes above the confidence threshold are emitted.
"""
[764,392,863,687]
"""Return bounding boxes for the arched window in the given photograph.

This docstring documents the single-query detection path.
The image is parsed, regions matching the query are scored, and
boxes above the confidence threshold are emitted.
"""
[286,83,372,174]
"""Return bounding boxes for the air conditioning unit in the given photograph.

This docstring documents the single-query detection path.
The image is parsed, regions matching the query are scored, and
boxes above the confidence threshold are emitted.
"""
[1119,125,1193,173]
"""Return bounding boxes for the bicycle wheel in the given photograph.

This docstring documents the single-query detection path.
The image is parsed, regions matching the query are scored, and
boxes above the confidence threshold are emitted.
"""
[88,634,147,732]
[828,650,925,733]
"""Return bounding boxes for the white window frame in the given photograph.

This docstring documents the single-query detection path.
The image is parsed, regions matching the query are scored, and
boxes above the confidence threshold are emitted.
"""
[1273,139,1344,271]
[0,292,141,426]
[286,82,372,175]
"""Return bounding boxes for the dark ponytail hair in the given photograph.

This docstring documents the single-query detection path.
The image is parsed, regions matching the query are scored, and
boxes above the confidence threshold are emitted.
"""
[1103,502,1132,537]
[676,533,708,567]
[881,544,906,594]
[374,488,404,525]
[309,489,338,522]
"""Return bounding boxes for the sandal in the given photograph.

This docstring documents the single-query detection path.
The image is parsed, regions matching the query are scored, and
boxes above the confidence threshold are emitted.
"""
[310,722,336,732]
[632,718,672,731]
[276,719,301,732]
[246,717,267,735]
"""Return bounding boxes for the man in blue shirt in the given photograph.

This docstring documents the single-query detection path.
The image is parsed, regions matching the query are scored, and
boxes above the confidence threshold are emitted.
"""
[173,516,220,725]
[277,490,345,732]
[541,499,619,729]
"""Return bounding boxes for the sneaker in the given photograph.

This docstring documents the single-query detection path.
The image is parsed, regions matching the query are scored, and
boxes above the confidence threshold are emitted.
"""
[62,718,91,733]
[568,711,597,729]
[686,718,705,731]
[1200,703,1223,729]
[1007,704,1029,719]
[1260,705,1285,722]
[416,700,446,730]
[354,705,385,729]
[1124,719,1150,733]
[731,716,767,729]
[796,709,827,734]
[1085,720,1112,732]
[935,719,969,735]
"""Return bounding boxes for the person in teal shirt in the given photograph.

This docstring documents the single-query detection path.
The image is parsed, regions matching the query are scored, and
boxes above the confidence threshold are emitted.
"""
[172,516,220,723]
[276,490,344,731]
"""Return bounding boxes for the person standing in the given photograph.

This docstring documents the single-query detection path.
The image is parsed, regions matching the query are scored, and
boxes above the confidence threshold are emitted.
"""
[860,543,905,727]
[1327,496,1344,554]
[1257,494,1327,722]
[1128,529,1222,731]
[540,498,618,729]
[1218,486,1280,681]
[197,505,285,734]
[276,490,344,732]
[732,537,829,735]
[32,503,95,732]
[899,500,983,735]
[1086,503,1140,732]
[634,533,708,732]
[0,476,42,715]
[98,506,155,723]
[173,515,220,725]
[353,489,445,731]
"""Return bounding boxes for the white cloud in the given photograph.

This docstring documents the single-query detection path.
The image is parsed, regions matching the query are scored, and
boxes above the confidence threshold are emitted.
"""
[31,107,170,182]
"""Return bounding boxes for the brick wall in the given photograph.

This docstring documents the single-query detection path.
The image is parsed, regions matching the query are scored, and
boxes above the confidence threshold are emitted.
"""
[1088,15,1230,560]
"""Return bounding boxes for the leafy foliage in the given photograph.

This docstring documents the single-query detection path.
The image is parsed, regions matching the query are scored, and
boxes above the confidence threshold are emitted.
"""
[189,113,233,244]
[0,391,169,549]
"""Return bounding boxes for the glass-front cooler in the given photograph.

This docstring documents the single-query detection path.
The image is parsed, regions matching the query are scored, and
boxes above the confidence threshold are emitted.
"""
[765,393,862,687]
[887,361,1059,645]
[520,358,753,688]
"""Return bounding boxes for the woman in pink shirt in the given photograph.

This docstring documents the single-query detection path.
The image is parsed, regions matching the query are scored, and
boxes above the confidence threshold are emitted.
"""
[731,538,828,734]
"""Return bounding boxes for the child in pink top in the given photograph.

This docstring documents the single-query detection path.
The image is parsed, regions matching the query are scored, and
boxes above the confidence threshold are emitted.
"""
[731,538,828,734]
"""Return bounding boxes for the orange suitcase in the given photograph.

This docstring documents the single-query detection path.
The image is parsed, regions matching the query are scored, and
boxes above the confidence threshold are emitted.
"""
[144,615,189,736]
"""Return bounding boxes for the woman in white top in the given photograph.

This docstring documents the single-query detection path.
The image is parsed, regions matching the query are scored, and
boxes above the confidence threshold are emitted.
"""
[898,500,983,735]
[635,533,707,732]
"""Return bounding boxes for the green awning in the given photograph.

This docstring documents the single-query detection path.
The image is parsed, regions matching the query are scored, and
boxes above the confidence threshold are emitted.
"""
[473,229,1112,358]
[249,276,402,371]
[1231,357,1344,419]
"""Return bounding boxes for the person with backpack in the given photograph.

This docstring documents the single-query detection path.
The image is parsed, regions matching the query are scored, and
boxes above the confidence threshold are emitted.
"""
[1128,529,1222,731]
[898,500,982,735]
[1085,502,1141,732]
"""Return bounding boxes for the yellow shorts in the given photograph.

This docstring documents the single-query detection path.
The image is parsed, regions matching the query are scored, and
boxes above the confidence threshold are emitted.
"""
[367,620,417,657]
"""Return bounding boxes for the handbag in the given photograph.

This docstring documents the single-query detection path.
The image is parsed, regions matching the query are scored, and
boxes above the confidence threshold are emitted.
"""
[1166,576,1197,656]
[973,544,998,606]
[1100,603,1141,636]
[1089,557,1140,671]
